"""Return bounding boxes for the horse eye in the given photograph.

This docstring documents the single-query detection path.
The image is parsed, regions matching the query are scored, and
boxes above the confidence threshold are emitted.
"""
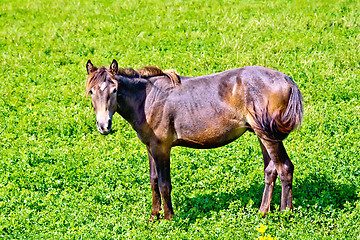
[113,89,117,94]
[89,90,93,95]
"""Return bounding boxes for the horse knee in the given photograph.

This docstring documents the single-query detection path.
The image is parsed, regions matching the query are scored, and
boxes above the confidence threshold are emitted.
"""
[158,181,172,195]
[264,168,277,184]
[150,175,158,184]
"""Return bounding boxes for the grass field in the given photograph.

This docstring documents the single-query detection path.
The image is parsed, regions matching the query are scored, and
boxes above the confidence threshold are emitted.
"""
[1,0,360,239]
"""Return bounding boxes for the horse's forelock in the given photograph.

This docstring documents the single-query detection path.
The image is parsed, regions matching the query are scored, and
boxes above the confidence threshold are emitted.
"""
[86,67,114,95]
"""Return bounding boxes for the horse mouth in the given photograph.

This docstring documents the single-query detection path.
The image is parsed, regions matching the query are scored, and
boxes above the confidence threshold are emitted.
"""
[99,129,111,135]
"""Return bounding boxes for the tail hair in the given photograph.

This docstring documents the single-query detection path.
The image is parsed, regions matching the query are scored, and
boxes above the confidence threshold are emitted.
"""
[252,85,303,142]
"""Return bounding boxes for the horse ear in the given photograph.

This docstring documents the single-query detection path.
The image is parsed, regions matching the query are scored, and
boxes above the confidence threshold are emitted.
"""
[86,60,97,74]
[110,59,118,74]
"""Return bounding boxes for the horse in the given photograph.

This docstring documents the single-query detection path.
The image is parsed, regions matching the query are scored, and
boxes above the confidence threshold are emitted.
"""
[85,59,303,220]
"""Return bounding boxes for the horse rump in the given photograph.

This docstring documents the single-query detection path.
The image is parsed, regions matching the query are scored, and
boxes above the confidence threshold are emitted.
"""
[251,85,303,142]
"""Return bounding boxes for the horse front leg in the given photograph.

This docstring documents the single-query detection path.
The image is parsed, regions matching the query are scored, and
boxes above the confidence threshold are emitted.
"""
[258,139,278,215]
[147,147,162,221]
[149,145,174,220]
[259,139,294,212]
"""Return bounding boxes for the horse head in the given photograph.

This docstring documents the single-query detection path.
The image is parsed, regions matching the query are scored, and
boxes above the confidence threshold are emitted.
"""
[85,59,119,135]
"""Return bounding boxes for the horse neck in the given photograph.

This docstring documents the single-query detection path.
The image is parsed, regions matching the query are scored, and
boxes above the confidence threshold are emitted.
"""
[115,75,148,128]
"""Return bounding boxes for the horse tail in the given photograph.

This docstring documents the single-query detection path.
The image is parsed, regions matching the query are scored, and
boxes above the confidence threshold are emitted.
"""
[251,84,303,142]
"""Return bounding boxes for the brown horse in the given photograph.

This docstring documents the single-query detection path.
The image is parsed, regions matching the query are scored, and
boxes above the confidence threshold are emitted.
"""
[85,59,303,220]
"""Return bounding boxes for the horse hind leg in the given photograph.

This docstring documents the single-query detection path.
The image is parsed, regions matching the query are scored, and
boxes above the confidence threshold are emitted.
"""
[258,139,278,215]
[258,138,294,213]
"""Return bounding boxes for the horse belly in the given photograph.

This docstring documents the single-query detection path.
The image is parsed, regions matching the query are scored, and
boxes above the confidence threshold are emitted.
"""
[173,120,248,149]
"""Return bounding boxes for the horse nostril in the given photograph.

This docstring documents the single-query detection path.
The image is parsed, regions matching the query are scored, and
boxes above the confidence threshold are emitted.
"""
[97,122,104,131]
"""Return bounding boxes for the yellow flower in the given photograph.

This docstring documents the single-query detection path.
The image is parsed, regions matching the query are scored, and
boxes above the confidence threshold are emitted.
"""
[256,224,267,234]
[266,234,278,240]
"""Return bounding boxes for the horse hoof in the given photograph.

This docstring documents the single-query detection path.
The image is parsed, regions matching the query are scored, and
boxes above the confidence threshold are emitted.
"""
[164,214,174,221]
[149,214,160,222]
[258,209,268,218]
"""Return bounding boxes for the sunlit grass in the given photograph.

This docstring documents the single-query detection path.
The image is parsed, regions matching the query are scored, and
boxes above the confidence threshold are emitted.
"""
[1,0,360,239]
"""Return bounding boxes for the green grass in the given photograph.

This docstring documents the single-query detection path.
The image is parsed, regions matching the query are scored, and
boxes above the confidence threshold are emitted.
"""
[1,0,360,238]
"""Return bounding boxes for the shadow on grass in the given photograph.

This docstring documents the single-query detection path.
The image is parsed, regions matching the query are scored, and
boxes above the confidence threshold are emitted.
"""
[176,174,358,221]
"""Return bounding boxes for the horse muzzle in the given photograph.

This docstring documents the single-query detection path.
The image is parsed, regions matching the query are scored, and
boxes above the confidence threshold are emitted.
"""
[97,119,112,135]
